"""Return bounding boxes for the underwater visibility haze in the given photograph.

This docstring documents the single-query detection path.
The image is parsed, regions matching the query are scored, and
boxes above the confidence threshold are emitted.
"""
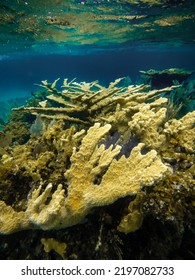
[0,0,195,260]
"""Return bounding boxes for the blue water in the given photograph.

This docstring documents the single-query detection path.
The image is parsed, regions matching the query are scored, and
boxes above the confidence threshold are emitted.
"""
[1,45,195,102]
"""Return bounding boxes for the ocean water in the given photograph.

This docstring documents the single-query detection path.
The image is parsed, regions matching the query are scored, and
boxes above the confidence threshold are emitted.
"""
[1,47,195,123]
[0,0,195,261]
[0,0,195,117]
[0,1,195,107]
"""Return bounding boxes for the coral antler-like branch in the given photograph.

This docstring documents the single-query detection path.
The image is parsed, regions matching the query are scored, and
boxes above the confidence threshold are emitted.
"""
[0,123,169,234]
[13,77,178,125]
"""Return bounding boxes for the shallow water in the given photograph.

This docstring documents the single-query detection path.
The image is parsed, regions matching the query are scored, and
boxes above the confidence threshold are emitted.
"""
[0,1,195,104]
[0,0,195,261]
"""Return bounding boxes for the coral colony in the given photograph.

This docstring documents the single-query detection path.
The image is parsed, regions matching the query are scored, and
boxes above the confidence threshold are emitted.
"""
[0,76,194,238]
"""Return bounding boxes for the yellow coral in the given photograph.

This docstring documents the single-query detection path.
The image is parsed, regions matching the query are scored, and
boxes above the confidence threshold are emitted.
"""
[118,208,143,234]
[0,123,169,234]
[164,111,195,153]
[118,193,144,234]
[13,78,178,128]
[41,238,67,259]
[128,99,167,149]
[0,201,32,234]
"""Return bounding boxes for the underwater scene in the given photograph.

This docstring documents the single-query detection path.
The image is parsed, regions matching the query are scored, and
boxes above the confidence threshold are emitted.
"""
[0,0,195,260]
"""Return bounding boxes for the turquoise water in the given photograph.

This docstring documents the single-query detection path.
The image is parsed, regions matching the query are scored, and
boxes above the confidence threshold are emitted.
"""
[0,1,195,260]
[0,1,195,103]
[1,46,195,123]
[0,0,194,138]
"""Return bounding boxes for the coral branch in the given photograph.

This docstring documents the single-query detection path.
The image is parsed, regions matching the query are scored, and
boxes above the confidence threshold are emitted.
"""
[0,123,169,233]
[13,78,179,126]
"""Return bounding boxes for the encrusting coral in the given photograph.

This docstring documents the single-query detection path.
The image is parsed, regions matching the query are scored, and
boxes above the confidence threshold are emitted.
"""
[117,192,145,234]
[0,77,194,238]
[41,238,67,260]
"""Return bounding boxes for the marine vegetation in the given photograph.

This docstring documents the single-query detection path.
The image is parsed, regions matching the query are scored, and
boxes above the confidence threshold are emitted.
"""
[0,77,194,259]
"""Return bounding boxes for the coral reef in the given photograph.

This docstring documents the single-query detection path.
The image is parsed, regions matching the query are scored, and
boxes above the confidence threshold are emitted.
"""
[164,111,195,153]
[0,77,194,259]
[0,123,169,234]
[14,78,179,130]
[140,68,194,89]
